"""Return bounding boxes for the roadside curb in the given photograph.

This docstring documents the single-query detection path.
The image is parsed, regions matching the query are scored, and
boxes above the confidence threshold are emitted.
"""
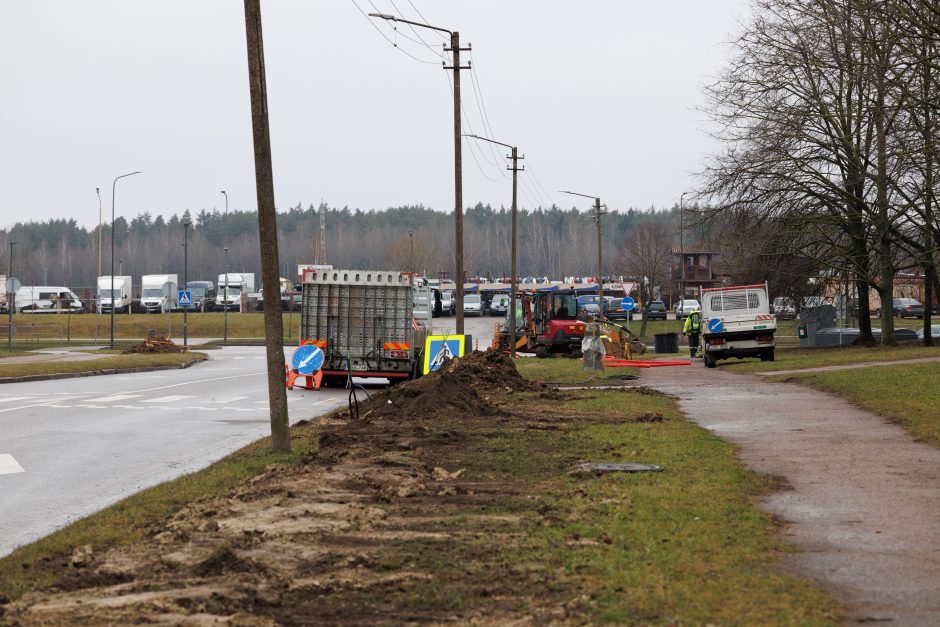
[0,355,208,385]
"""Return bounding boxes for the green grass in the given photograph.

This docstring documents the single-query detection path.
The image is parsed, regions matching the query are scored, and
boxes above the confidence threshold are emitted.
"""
[514,356,640,384]
[724,344,940,374]
[769,363,940,448]
[465,388,839,624]
[6,312,304,343]
[0,422,322,601]
[0,352,206,378]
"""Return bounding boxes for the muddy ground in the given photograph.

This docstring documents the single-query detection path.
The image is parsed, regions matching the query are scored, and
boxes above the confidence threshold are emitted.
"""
[2,352,615,625]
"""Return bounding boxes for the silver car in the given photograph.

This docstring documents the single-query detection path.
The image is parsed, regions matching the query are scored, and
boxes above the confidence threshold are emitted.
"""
[463,293,482,316]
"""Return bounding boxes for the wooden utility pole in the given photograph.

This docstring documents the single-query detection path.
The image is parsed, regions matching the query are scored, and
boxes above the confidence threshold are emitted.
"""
[509,147,523,356]
[593,196,606,306]
[244,0,290,452]
[445,32,471,335]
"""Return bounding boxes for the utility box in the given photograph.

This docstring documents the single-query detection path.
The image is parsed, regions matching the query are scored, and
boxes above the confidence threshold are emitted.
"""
[798,305,836,348]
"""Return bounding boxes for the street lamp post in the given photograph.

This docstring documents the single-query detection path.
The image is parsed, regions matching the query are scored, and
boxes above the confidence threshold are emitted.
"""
[409,230,414,276]
[183,222,190,347]
[7,242,14,352]
[561,190,606,319]
[221,190,229,344]
[111,171,141,349]
[368,12,470,334]
[679,191,688,331]
[465,134,523,357]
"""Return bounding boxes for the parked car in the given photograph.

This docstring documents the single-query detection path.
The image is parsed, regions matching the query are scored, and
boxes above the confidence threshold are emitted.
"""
[674,299,701,319]
[771,297,797,319]
[603,296,633,321]
[875,298,924,319]
[916,325,940,340]
[440,290,455,316]
[463,293,482,316]
[644,300,668,320]
[489,292,510,316]
[577,295,602,318]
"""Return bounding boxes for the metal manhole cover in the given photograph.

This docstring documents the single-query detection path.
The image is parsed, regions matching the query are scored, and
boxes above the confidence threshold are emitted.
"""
[578,463,663,474]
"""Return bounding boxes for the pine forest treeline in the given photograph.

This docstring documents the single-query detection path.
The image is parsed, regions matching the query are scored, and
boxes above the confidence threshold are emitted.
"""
[0,203,675,289]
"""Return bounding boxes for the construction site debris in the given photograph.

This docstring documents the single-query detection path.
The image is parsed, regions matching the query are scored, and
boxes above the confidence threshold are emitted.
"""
[125,335,185,354]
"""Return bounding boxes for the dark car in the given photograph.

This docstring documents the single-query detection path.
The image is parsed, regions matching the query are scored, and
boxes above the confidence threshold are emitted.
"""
[644,300,668,320]
[577,295,602,318]
[603,296,633,321]
[875,298,924,319]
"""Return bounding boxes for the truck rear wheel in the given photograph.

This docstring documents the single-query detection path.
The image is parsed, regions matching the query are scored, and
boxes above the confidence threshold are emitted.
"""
[704,353,717,368]
[759,348,775,362]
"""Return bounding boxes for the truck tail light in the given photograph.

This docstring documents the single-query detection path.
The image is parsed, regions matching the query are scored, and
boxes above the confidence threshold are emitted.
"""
[389,350,409,359]
[756,334,773,343]
[707,337,726,346]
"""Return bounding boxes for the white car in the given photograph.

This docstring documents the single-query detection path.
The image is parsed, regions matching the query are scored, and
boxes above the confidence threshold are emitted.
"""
[674,299,701,319]
[463,294,482,316]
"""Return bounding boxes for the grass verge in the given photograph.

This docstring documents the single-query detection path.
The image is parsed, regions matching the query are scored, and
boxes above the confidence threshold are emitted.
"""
[768,363,940,448]
[0,352,206,378]
[722,344,940,374]
[0,364,839,623]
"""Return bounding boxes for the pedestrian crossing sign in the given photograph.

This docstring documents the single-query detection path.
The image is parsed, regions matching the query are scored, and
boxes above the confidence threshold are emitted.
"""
[178,290,192,306]
[423,335,466,375]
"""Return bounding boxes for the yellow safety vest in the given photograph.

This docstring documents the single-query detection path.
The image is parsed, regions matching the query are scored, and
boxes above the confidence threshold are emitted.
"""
[684,312,701,333]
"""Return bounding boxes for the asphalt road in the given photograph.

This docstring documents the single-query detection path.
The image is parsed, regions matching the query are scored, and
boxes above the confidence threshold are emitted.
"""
[0,346,349,557]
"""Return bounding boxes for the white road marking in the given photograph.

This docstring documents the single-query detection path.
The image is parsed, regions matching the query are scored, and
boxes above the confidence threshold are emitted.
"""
[0,454,25,475]
[125,372,265,395]
[206,396,249,404]
[141,395,196,404]
[0,397,33,404]
[95,394,143,403]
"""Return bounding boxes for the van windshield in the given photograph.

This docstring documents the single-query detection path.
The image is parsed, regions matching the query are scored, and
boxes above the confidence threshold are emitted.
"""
[98,289,120,298]
[464,294,481,303]
[189,287,207,298]
[142,288,164,298]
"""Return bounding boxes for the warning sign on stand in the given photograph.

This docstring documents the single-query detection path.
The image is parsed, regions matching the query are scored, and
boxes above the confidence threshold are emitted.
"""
[423,335,466,375]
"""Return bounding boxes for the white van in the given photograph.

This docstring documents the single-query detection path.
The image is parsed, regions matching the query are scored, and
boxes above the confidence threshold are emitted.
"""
[15,286,84,313]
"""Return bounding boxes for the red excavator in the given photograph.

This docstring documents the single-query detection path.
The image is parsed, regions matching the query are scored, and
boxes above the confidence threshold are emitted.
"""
[496,290,586,357]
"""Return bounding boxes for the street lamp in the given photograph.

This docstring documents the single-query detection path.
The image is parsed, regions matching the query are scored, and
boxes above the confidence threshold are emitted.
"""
[369,11,469,334]
[7,242,14,352]
[221,190,229,344]
[111,171,141,349]
[560,190,606,319]
[679,191,688,331]
[465,134,523,357]
[182,222,190,347]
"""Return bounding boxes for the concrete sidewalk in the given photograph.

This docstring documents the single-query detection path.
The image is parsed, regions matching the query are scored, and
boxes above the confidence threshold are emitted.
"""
[640,364,940,625]
[754,355,940,376]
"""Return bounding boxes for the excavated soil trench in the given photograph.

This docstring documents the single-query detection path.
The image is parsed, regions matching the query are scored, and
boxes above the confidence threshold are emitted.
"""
[641,364,940,625]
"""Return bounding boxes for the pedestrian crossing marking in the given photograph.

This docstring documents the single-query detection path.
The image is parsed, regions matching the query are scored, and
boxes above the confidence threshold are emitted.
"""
[141,394,196,404]
[95,394,143,403]
[0,454,25,475]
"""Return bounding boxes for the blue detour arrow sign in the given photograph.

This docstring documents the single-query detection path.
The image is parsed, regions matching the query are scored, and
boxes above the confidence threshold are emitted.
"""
[621,296,635,311]
[291,344,324,375]
[708,318,725,333]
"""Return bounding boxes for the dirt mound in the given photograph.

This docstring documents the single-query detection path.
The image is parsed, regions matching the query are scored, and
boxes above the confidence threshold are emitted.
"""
[125,335,184,354]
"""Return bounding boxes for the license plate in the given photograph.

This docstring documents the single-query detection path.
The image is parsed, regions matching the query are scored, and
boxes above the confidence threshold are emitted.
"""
[349,363,368,371]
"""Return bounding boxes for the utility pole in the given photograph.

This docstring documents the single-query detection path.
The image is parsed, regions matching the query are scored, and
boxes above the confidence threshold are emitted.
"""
[409,230,414,276]
[561,190,606,318]
[466,134,523,356]
[7,242,14,352]
[446,31,471,335]
[244,0,290,453]
[368,12,469,334]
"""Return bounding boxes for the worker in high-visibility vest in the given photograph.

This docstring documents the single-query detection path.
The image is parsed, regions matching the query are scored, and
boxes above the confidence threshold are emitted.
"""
[682,307,702,359]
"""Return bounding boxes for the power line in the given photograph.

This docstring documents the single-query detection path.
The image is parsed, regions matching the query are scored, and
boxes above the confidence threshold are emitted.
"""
[405,0,449,40]
[388,0,447,60]
[467,53,510,177]
[350,0,442,64]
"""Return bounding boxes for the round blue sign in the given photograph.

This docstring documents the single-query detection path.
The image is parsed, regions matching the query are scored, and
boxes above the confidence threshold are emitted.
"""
[291,345,324,375]
[707,318,724,333]
[621,296,636,311]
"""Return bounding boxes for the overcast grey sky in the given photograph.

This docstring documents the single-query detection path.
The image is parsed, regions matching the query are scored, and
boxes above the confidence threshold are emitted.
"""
[1,1,748,230]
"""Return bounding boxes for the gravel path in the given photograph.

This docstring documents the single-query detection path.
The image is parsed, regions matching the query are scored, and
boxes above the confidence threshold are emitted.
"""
[641,364,940,625]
